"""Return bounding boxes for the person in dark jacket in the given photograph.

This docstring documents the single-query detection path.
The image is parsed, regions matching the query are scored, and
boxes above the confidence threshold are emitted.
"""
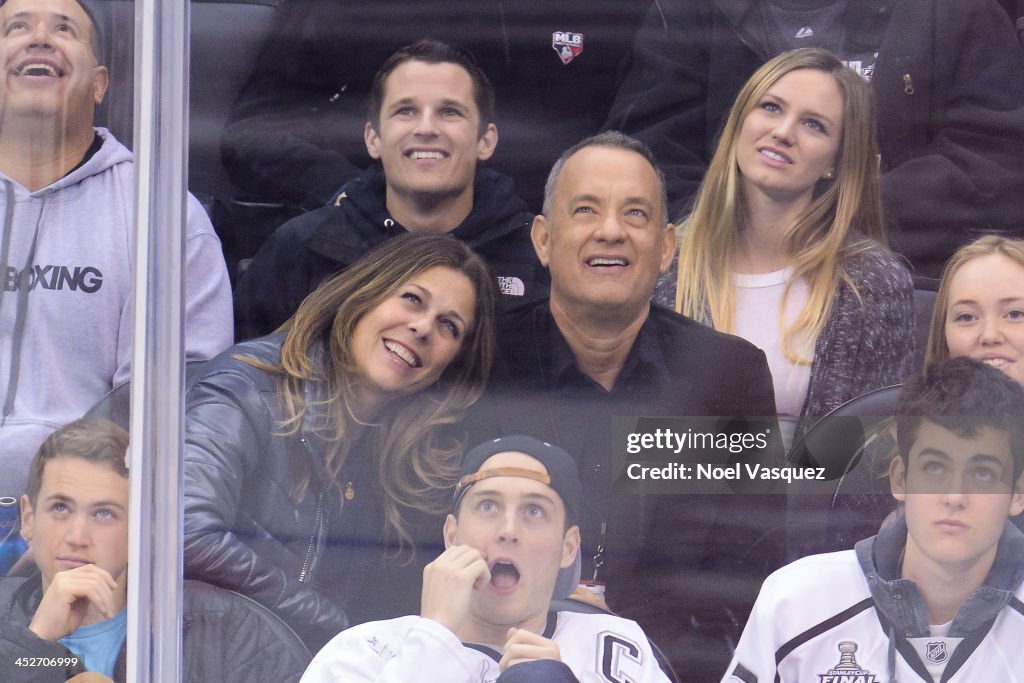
[468,132,783,681]
[233,39,547,341]
[185,234,499,652]
[0,576,311,683]
[220,0,652,214]
[0,417,310,683]
[606,0,1024,277]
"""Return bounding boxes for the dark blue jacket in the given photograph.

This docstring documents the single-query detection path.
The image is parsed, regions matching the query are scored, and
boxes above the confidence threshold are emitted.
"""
[233,166,546,341]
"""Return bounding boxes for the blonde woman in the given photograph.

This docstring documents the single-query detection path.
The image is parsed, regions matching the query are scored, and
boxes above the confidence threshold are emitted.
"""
[673,48,914,446]
[927,235,1024,386]
[183,233,497,649]
[828,235,1024,552]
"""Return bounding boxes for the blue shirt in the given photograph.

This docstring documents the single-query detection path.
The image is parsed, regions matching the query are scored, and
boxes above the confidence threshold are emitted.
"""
[59,609,127,677]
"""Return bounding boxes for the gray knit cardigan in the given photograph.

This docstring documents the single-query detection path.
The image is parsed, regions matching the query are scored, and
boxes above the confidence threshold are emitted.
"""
[654,242,916,438]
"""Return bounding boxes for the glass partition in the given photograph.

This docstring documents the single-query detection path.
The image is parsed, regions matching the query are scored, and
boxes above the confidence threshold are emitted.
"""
[3,0,1023,680]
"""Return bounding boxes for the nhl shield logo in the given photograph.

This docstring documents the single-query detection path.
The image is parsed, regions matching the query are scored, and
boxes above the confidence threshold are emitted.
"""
[552,31,583,65]
[926,641,948,664]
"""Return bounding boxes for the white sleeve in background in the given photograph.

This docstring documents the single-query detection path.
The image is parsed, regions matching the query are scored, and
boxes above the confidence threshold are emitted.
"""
[721,578,780,683]
[113,287,135,397]
[182,194,233,359]
[301,616,498,683]
[111,194,232,388]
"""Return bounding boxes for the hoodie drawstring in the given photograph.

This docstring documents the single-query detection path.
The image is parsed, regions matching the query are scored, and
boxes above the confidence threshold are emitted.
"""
[1,179,46,423]
[0,180,14,305]
[0,179,14,425]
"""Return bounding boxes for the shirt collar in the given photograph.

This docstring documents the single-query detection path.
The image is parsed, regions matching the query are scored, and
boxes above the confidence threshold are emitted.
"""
[855,513,1024,636]
[543,306,669,393]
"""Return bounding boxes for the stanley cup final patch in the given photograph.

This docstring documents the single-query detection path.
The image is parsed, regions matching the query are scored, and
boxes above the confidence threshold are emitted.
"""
[552,31,583,65]
[817,642,878,683]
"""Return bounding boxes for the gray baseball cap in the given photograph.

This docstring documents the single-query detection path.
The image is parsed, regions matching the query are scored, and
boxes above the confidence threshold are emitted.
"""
[454,435,583,600]
[454,434,582,526]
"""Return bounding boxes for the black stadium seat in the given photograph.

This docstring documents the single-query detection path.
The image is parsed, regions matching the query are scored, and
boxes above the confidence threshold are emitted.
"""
[84,361,209,429]
[784,385,902,560]
[184,580,311,682]
[94,0,282,212]
[788,385,902,479]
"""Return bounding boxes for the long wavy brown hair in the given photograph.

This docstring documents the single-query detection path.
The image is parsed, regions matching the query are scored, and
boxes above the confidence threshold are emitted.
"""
[676,48,885,364]
[246,233,498,546]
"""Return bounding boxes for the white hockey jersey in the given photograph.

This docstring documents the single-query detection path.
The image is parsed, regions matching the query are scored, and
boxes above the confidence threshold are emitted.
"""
[723,519,1024,683]
[301,610,671,683]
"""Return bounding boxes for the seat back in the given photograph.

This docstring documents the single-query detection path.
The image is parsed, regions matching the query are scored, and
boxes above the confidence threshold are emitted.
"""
[189,0,282,206]
[785,385,902,558]
[552,551,582,601]
[912,276,940,371]
[787,385,902,479]
[183,580,310,682]
[84,360,209,429]
[93,0,281,207]
[1018,0,1024,46]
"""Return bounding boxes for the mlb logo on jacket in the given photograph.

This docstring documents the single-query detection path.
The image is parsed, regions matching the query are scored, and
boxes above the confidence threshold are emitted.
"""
[552,31,583,64]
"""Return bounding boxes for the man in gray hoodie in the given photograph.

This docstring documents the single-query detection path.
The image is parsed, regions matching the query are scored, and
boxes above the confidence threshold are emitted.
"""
[0,0,233,498]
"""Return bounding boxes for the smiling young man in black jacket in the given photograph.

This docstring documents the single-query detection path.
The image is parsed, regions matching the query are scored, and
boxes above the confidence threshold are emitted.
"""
[220,0,652,215]
[233,40,547,341]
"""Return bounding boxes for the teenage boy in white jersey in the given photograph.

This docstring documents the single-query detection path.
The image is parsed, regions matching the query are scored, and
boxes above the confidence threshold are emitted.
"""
[302,435,670,683]
[724,357,1024,683]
